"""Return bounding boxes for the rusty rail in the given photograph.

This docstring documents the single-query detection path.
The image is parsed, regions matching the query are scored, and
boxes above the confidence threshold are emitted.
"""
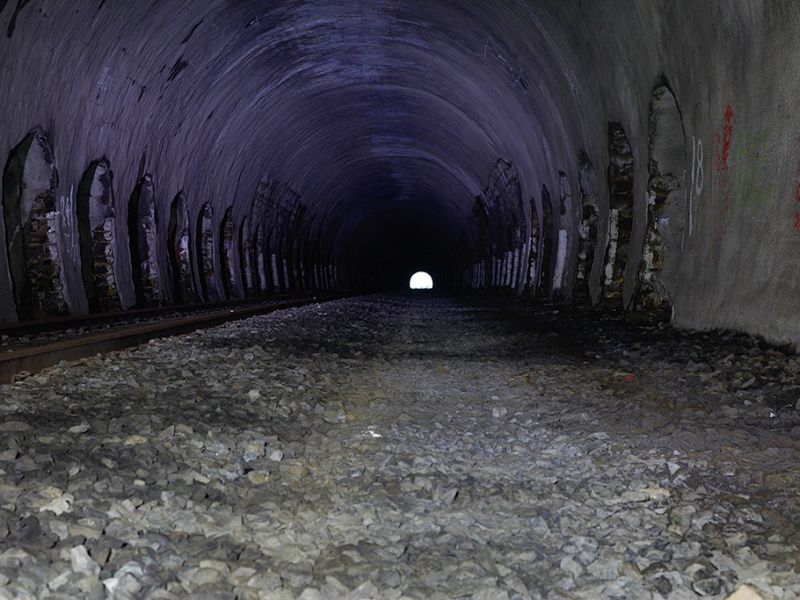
[0,295,345,384]
[0,294,315,337]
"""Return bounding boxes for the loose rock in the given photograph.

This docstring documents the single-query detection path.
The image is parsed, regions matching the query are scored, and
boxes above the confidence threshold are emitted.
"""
[0,296,796,599]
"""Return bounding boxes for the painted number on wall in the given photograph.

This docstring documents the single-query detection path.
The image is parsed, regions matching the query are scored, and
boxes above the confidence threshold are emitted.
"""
[689,136,704,236]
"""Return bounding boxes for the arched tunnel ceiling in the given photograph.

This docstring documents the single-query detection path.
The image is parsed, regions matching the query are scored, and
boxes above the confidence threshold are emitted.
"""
[6,1,800,345]
[0,0,579,247]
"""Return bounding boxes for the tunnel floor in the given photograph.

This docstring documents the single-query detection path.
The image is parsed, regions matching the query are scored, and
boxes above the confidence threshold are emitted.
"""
[0,295,798,600]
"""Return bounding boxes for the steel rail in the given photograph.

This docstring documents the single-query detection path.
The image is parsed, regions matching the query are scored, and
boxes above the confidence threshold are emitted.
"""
[0,294,319,337]
[0,295,346,384]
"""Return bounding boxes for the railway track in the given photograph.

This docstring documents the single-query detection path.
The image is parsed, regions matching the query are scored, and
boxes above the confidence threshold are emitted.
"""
[0,294,346,384]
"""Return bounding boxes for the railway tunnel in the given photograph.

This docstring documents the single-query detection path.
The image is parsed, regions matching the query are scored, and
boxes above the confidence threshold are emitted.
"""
[0,2,799,599]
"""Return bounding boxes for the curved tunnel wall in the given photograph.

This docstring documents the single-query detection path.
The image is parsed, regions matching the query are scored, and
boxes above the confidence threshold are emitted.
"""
[0,2,799,346]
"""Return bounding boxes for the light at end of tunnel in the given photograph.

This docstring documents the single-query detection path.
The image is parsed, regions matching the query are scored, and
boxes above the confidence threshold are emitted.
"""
[409,272,434,290]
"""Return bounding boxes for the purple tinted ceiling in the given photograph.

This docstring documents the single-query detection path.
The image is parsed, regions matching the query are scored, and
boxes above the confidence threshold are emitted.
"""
[0,0,582,245]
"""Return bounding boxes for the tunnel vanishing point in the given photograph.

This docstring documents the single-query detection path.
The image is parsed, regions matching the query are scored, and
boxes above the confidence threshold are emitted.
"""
[3,3,800,600]
[0,0,798,344]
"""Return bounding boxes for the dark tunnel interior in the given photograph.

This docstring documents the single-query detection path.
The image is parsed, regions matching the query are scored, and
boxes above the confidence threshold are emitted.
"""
[2,0,798,338]
[2,1,800,339]
[0,0,611,317]
[2,3,800,597]
[346,210,457,292]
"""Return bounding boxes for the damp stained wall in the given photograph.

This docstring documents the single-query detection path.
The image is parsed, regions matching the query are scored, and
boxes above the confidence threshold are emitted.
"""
[0,2,798,346]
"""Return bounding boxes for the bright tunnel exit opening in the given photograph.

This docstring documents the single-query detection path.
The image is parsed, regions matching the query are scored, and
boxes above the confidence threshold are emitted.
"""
[409,271,434,290]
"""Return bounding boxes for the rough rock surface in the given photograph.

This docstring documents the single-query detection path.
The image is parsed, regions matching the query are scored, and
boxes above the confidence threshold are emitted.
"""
[0,295,798,599]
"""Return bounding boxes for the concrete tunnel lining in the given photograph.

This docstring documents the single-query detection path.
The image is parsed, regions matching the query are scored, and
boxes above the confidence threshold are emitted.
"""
[1,2,800,598]
[0,0,575,310]
[0,1,798,344]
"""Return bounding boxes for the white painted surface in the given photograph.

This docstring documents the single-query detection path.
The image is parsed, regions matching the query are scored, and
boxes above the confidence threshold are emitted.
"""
[604,210,619,287]
[271,254,280,289]
[512,247,521,288]
[553,229,568,291]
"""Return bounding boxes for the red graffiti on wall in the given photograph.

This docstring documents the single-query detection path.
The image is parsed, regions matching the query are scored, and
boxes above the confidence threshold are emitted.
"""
[710,104,734,258]
[714,105,735,173]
